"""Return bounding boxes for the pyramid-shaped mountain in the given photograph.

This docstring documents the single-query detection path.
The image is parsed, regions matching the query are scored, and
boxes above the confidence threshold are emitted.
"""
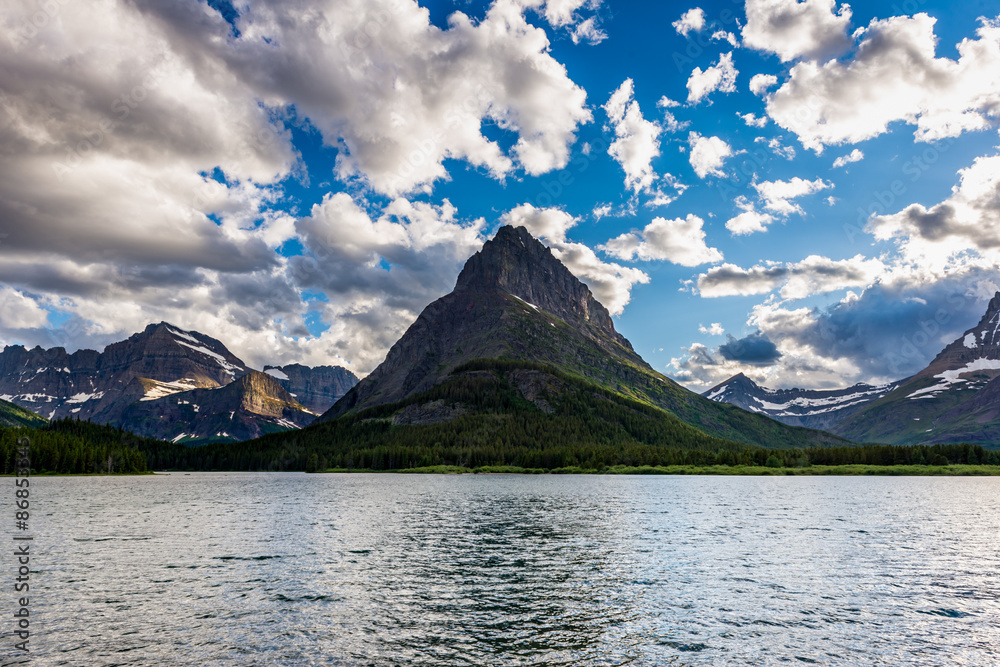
[317,226,847,450]
[833,292,1000,445]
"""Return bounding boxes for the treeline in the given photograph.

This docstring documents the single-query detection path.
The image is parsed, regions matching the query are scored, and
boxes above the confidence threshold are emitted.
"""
[1,419,149,474]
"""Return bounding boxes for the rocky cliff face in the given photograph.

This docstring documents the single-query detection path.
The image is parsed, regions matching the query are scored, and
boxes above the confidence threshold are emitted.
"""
[0,322,249,423]
[120,370,315,443]
[0,322,353,442]
[262,363,358,414]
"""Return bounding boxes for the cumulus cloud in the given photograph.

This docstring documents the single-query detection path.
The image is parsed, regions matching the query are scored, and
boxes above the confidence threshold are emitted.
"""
[600,215,724,266]
[673,8,706,36]
[686,52,738,104]
[742,0,852,62]
[687,132,734,178]
[696,255,886,299]
[500,203,577,243]
[501,204,650,315]
[832,148,864,168]
[134,0,593,195]
[0,287,50,330]
[604,79,662,193]
[764,14,1000,151]
[754,177,833,216]
[725,197,775,235]
[699,322,725,335]
[867,153,1000,264]
[738,112,769,128]
[749,73,779,96]
[571,17,608,44]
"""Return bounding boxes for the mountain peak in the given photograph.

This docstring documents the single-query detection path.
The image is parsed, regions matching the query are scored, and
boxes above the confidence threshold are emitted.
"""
[454,225,623,342]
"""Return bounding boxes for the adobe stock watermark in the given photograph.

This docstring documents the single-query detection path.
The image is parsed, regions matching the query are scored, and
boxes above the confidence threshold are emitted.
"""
[11,437,33,654]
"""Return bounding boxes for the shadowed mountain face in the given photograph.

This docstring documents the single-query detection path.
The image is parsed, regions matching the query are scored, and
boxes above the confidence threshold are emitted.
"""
[120,371,315,444]
[703,373,901,432]
[261,364,358,414]
[0,322,250,423]
[0,323,351,443]
[318,226,848,451]
[833,292,1000,446]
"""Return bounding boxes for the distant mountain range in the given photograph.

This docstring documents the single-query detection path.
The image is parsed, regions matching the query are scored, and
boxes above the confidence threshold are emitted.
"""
[706,292,1000,446]
[310,224,848,453]
[702,374,901,432]
[0,323,357,443]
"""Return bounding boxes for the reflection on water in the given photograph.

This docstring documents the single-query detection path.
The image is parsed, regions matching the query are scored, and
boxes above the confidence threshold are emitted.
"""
[13,473,1000,665]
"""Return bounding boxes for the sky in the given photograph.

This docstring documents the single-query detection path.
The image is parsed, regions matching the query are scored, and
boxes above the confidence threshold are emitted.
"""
[1,0,1000,391]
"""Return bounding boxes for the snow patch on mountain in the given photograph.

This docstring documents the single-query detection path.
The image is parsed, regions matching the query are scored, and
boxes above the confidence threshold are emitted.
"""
[964,333,978,349]
[907,357,1000,400]
[264,368,290,381]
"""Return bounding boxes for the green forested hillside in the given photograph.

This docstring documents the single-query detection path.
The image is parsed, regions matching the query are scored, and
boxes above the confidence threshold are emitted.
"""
[0,399,47,429]
[1,419,149,474]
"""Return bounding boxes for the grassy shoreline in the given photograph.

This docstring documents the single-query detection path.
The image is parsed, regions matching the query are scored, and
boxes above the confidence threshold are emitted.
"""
[316,464,1000,476]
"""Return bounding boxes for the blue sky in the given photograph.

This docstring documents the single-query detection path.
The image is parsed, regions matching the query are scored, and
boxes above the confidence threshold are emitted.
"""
[1,0,999,390]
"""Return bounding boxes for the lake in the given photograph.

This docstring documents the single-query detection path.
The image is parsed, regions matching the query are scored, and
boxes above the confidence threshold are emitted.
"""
[10,473,1000,665]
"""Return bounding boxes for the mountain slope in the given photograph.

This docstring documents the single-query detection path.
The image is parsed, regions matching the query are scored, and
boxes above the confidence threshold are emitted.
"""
[0,322,251,423]
[0,323,354,442]
[262,364,358,414]
[0,398,46,428]
[833,292,1000,446]
[703,373,901,431]
[120,370,316,444]
[318,225,849,450]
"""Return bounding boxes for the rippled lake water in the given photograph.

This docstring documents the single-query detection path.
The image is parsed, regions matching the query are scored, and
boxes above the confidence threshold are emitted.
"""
[8,473,1000,665]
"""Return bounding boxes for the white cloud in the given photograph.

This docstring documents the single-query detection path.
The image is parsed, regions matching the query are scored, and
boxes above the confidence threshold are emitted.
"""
[742,0,853,62]
[725,197,775,235]
[738,112,769,128]
[749,73,779,96]
[571,17,607,44]
[656,96,689,133]
[712,30,740,47]
[501,204,650,315]
[867,153,1000,267]
[699,322,725,335]
[0,287,50,330]
[687,132,734,178]
[547,243,650,315]
[832,148,864,168]
[765,14,1000,151]
[686,52,738,104]
[600,214,724,266]
[673,8,706,36]
[525,0,597,27]
[755,136,797,160]
[604,79,662,193]
[695,254,886,299]
[754,177,833,216]
[501,203,577,242]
